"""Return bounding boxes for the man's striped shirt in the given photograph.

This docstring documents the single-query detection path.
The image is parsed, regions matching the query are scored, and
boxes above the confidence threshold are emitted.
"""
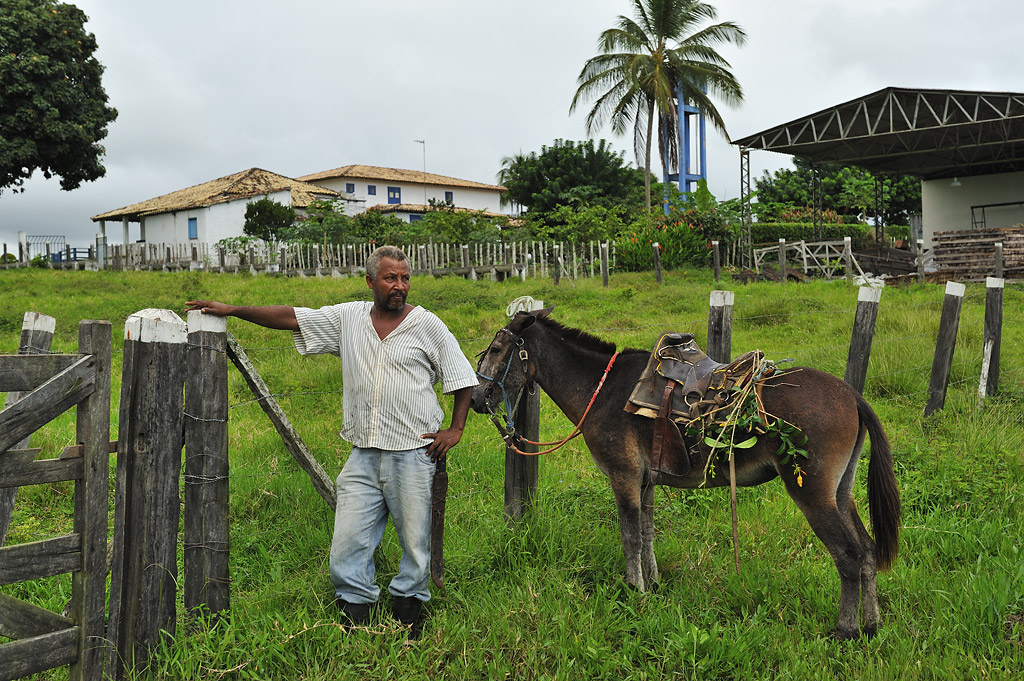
[292,301,477,451]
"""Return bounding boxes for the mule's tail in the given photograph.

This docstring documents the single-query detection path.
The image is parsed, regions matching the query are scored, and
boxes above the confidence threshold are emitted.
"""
[858,393,901,571]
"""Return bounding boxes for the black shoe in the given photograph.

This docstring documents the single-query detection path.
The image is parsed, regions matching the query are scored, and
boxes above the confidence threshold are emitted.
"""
[391,596,424,639]
[336,598,373,625]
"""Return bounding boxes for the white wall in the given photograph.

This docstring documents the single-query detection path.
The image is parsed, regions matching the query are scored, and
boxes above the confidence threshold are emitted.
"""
[137,190,294,246]
[312,176,504,214]
[922,171,1024,245]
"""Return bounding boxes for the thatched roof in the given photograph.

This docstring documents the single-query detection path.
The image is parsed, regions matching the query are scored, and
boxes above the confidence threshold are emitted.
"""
[91,168,342,222]
[367,203,509,219]
[298,164,505,192]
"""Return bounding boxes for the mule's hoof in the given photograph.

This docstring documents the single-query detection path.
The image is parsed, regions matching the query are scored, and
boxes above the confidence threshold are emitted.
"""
[862,623,877,639]
[832,627,859,641]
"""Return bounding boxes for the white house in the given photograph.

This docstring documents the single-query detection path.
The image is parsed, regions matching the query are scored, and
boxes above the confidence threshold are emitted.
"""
[297,164,507,222]
[91,168,343,245]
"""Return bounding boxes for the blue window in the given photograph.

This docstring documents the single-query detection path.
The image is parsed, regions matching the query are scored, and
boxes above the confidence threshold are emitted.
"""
[367,185,376,196]
[409,214,423,223]
[387,186,401,204]
[345,183,355,193]
[444,191,453,203]
[188,217,198,240]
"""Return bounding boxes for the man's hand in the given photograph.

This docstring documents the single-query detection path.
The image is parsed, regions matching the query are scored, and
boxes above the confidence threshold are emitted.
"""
[183,301,299,331]
[185,300,231,316]
[421,426,463,463]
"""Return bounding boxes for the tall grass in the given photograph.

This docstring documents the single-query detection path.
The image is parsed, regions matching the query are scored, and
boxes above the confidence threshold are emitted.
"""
[1,268,1023,680]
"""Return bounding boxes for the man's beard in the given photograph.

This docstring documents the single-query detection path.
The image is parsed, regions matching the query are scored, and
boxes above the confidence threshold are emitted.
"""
[385,292,406,310]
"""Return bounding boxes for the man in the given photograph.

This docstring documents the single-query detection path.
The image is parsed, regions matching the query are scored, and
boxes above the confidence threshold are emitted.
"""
[186,246,477,638]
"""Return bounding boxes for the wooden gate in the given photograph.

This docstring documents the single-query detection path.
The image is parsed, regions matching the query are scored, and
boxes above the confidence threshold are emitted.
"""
[0,321,112,681]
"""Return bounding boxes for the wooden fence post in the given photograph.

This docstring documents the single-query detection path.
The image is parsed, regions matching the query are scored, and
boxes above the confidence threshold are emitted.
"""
[184,311,230,620]
[707,291,734,363]
[916,239,925,282]
[844,286,881,394]
[0,312,56,547]
[844,236,854,283]
[503,298,542,521]
[505,384,540,522]
[601,242,609,288]
[979,277,1003,399]
[652,242,662,284]
[924,282,965,417]
[994,242,1003,279]
[72,320,113,679]
[778,238,787,281]
[712,240,721,282]
[552,245,560,285]
[107,309,187,678]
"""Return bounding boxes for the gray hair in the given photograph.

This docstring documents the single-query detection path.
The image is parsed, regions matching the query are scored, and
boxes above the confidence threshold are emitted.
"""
[365,246,408,280]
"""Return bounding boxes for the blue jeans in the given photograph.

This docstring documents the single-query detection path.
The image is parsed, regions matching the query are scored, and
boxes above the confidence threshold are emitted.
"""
[329,446,436,604]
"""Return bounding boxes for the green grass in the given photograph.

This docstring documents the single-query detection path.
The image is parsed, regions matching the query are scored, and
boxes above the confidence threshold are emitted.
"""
[2,267,1023,680]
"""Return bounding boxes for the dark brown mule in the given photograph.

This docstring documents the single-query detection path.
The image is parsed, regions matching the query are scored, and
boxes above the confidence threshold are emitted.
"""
[470,309,901,639]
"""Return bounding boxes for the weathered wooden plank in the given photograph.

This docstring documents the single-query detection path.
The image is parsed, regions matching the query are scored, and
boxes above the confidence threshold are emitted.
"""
[925,282,965,417]
[0,591,74,639]
[0,354,96,454]
[0,626,79,681]
[184,311,231,619]
[844,286,881,394]
[0,534,81,585]
[107,310,186,679]
[71,320,112,681]
[0,354,77,392]
[2,312,56,547]
[707,290,734,364]
[226,333,335,508]
[0,456,83,488]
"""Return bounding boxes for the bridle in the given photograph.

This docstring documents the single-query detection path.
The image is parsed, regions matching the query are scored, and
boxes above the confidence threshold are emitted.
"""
[477,326,619,456]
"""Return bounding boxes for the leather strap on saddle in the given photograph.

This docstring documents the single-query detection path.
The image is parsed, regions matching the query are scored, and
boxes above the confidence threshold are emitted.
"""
[625,333,770,477]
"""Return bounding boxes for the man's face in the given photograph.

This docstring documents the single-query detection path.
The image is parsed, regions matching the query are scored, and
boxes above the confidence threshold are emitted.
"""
[368,257,411,312]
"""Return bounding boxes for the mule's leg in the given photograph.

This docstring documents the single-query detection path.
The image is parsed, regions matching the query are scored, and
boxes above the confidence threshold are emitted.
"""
[799,501,865,640]
[847,497,879,637]
[835,433,881,637]
[610,475,645,591]
[640,475,659,589]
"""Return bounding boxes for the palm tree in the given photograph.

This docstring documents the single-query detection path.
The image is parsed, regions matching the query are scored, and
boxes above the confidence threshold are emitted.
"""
[570,0,746,210]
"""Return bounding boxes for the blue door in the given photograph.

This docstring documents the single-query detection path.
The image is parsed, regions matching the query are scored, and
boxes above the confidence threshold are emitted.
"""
[188,217,198,240]
[387,186,401,204]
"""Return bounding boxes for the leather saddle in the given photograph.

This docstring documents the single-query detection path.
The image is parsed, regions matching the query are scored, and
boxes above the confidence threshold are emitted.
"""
[624,333,766,477]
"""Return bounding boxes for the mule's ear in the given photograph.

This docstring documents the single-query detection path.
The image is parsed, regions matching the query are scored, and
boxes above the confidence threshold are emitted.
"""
[533,306,555,318]
[511,311,535,331]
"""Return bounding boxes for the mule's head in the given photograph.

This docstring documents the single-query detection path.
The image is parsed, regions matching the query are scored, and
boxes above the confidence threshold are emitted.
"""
[469,307,553,415]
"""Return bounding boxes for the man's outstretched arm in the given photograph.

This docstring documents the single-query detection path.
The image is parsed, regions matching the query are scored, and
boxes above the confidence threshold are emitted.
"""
[185,300,299,331]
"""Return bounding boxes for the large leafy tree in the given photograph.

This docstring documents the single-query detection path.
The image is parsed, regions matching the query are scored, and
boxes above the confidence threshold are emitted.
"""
[497,138,645,214]
[0,0,118,193]
[755,158,922,225]
[570,0,745,210]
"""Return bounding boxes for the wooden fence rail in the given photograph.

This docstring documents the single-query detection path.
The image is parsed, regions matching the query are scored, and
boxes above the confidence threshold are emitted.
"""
[0,321,111,681]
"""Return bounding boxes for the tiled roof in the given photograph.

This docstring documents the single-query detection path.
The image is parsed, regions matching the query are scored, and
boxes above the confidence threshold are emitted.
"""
[298,164,505,192]
[91,168,341,222]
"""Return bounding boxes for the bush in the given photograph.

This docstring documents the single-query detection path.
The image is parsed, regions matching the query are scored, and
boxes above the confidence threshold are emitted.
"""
[751,223,876,250]
[614,214,708,271]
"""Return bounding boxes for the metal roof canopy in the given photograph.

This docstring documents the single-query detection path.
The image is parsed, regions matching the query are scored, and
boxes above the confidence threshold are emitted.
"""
[733,87,1024,180]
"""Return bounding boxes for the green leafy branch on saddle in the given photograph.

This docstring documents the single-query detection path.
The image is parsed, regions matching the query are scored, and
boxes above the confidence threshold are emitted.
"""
[688,367,809,486]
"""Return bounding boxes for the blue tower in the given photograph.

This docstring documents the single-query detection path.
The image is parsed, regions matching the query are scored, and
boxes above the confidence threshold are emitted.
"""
[663,88,707,210]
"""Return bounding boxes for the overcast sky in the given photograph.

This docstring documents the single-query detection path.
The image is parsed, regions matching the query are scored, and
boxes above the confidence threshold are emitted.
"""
[2,0,1022,248]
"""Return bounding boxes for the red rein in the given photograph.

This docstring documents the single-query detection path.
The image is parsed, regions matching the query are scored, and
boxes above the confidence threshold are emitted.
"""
[505,352,619,456]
